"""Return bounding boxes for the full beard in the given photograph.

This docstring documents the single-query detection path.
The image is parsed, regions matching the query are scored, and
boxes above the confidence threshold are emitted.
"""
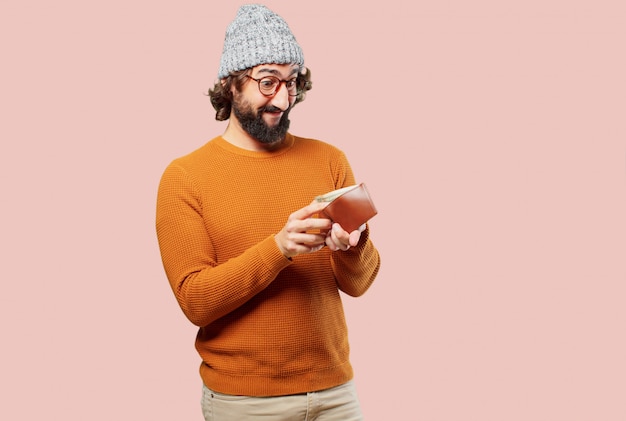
[232,97,291,144]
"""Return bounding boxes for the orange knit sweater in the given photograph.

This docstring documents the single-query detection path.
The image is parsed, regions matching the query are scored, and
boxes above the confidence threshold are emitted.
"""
[156,133,380,396]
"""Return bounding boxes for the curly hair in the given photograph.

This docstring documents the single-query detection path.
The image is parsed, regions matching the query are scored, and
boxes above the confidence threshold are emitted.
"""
[208,67,313,121]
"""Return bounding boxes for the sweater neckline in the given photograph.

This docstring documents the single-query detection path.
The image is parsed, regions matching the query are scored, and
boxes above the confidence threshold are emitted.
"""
[214,133,295,158]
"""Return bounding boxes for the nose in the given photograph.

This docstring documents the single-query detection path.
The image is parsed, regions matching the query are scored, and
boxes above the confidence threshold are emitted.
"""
[270,82,291,111]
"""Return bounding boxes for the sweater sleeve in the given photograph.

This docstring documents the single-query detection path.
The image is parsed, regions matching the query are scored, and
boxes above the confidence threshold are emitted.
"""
[327,151,381,296]
[155,163,292,327]
[330,226,381,297]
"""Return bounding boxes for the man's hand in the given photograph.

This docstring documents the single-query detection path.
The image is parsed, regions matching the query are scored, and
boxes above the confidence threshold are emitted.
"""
[274,201,333,259]
[325,222,366,252]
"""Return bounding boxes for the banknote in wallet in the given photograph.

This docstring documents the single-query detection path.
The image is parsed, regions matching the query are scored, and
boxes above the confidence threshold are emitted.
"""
[315,183,378,232]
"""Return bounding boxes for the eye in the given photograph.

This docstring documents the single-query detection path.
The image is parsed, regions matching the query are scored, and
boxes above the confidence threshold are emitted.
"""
[285,79,297,88]
[259,77,278,89]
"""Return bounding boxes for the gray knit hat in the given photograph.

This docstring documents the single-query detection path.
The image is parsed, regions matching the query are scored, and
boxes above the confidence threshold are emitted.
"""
[217,4,304,79]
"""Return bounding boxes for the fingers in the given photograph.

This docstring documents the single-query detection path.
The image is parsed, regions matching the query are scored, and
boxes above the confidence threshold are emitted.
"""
[276,231,327,257]
[325,223,362,251]
[275,201,332,258]
[285,202,332,233]
[348,229,361,247]
[276,201,365,258]
[290,200,329,221]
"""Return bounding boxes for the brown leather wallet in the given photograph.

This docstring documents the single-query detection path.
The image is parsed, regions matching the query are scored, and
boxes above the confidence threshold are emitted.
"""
[315,183,378,232]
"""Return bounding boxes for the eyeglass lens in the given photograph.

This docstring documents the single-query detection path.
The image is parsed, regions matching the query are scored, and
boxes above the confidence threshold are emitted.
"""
[257,76,298,96]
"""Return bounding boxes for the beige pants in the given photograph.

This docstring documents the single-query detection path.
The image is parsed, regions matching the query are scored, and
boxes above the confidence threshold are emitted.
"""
[201,380,364,420]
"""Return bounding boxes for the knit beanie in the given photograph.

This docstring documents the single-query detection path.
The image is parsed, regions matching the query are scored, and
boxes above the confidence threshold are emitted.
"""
[217,4,304,79]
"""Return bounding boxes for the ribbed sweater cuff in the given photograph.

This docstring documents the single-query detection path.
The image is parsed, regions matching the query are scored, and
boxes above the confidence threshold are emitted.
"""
[259,235,293,272]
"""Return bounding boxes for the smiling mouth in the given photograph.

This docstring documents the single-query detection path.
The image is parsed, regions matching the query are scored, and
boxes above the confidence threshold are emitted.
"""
[263,109,284,122]
[262,105,285,114]
[260,105,290,125]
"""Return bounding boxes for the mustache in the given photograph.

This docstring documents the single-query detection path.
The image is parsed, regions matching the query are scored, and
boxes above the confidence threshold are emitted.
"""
[260,104,290,113]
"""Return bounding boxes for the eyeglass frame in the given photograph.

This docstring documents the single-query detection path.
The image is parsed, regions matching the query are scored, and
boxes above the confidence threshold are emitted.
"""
[244,74,302,97]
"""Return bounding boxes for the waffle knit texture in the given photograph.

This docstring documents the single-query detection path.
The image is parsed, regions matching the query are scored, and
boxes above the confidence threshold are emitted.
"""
[156,133,381,396]
[218,4,305,79]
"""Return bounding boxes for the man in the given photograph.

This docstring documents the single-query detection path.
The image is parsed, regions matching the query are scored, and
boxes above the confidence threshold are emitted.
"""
[156,4,380,420]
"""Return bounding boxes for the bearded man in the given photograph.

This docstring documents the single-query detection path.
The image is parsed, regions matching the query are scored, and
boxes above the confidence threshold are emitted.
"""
[156,5,381,420]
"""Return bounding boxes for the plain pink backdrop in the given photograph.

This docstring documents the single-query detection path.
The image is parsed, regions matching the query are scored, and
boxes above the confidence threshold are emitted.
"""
[1,1,625,420]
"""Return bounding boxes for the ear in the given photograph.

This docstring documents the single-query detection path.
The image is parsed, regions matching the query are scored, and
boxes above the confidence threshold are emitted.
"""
[223,77,240,97]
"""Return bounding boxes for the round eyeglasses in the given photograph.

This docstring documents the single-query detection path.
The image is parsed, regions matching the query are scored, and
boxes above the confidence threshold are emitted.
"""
[245,75,300,97]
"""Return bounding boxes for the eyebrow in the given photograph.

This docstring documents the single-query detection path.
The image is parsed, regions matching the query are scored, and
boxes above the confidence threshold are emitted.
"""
[255,67,299,78]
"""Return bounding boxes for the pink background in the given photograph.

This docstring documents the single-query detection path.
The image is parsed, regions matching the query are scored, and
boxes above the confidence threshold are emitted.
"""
[1,1,625,420]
